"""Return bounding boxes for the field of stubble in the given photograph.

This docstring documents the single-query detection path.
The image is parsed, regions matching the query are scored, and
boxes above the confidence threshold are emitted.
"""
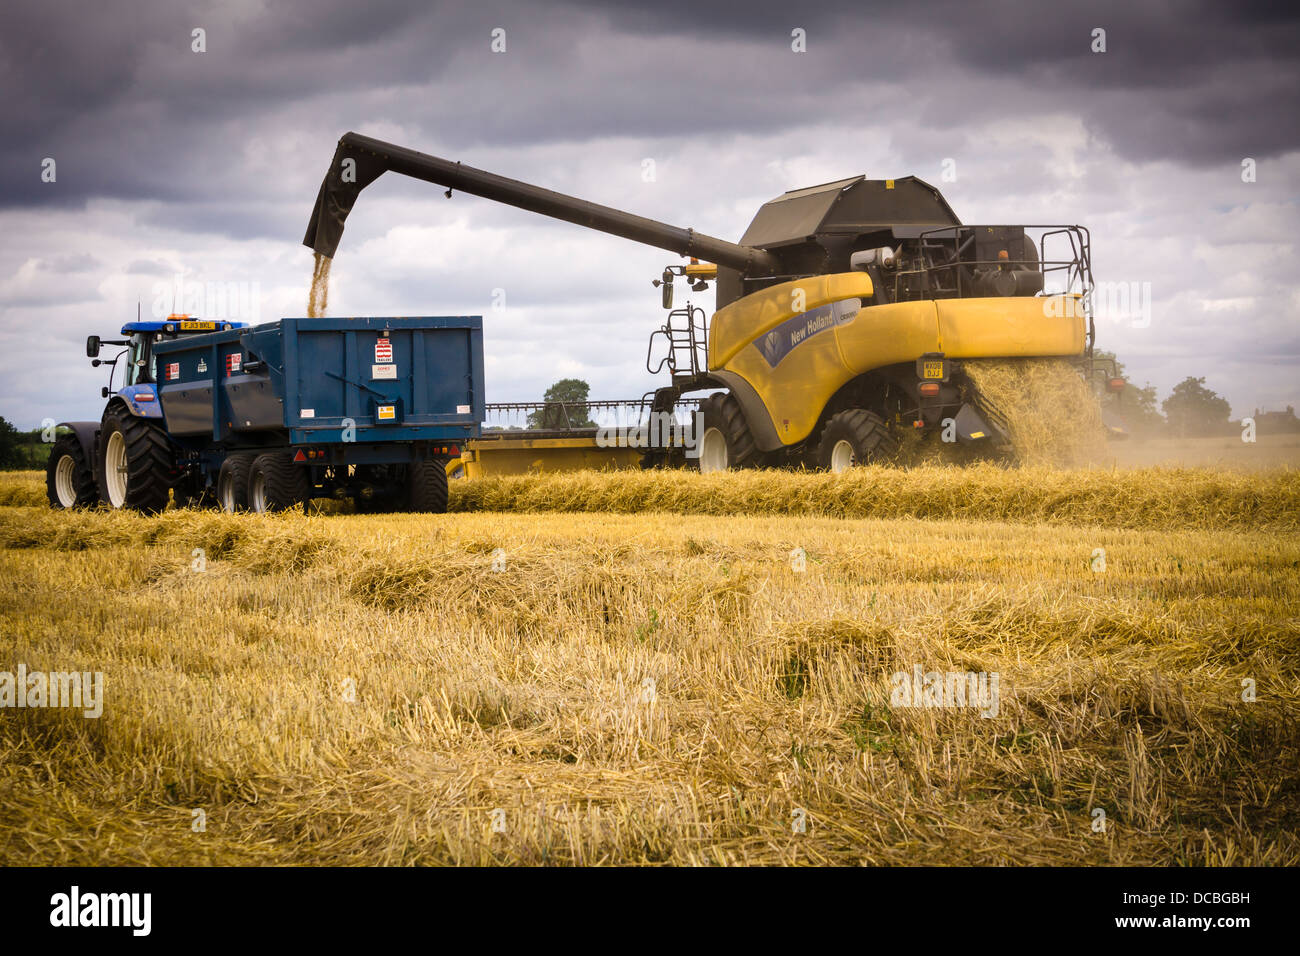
[1,464,1297,865]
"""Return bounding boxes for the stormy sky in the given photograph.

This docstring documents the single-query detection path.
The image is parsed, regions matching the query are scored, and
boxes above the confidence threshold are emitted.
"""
[1,0,1297,428]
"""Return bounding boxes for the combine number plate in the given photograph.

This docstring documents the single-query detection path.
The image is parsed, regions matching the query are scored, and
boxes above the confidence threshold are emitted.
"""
[923,361,945,379]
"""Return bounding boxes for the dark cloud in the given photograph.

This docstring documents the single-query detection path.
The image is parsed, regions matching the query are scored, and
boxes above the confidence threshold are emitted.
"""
[1,0,1295,216]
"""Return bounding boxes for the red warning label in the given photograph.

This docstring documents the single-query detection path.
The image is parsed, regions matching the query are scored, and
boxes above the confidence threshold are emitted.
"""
[375,338,392,363]
[167,362,180,381]
[226,353,242,375]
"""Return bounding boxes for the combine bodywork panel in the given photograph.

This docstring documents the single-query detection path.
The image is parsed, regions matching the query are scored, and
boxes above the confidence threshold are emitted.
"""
[711,279,1087,448]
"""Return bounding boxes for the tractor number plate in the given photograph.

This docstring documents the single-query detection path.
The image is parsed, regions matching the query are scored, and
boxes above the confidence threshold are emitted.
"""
[923,361,945,379]
[180,321,217,330]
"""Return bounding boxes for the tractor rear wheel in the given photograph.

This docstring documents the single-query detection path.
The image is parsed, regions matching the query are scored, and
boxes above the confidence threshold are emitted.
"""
[217,454,256,512]
[97,408,174,513]
[406,459,450,513]
[46,435,98,509]
[817,409,897,472]
[248,452,309,513]
[694,393,757,473]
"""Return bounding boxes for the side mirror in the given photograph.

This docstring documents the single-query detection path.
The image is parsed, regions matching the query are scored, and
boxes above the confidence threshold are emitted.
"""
[101,386,110,398]
[86,335,101,358]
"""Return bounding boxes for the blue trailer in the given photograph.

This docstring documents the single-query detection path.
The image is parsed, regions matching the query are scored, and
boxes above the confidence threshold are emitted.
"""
[47,315,484,514]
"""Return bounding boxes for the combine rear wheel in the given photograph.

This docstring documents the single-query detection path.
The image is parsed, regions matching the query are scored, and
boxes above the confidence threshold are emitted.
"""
[406,459,449,513]
[817,409,897,473]
[694,393,757,473]
[97,409,174,513]
[46,435,98,509]
[248,452,309,513]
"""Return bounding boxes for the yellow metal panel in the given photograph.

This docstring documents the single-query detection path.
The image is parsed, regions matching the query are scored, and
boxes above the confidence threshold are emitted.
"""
[454,439,642,477]
[936,296,1085,358]
[708,273,874,369]
[833,300,941,375]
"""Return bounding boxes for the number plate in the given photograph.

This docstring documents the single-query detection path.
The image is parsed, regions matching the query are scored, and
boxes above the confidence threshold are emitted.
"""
[180,321,217,331]
[923,360,945,379]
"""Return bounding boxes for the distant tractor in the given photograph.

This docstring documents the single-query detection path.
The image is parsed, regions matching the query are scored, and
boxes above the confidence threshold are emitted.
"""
[306,132,1097,474]
[48,314,483,513]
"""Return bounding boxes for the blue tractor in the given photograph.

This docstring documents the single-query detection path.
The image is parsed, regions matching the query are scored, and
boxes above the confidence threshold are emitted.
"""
[48,313,484,514]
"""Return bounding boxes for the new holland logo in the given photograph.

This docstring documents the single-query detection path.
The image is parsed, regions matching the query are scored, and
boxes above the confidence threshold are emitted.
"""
[755,298,862,368]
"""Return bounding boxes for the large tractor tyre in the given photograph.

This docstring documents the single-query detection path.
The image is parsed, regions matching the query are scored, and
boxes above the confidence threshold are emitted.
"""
[46,435,99,509]
[217,454,256,512]
[817,409,898,473]
[97,409,174,514]
[406,459,450,513]
[248,452,310,514]
[694,393,757,473]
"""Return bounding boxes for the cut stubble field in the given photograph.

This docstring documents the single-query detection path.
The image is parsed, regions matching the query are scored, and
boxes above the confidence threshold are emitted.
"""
[0,465,1297,865]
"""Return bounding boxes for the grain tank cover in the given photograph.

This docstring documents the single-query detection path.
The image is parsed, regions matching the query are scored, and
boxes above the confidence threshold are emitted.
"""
[739,175,961,249]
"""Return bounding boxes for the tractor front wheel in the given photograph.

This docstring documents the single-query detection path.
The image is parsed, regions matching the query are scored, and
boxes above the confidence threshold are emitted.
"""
[46,435,98,509]
[248,452,309,513]
[96,409,174,513]
[817,409,897,473]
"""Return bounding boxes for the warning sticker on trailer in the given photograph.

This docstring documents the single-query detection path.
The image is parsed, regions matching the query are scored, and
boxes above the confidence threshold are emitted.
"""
[371,363,397,380]
[377,405,396,421]
[375,338,393,363]
[167,362,180,381]
[225,353,242,375]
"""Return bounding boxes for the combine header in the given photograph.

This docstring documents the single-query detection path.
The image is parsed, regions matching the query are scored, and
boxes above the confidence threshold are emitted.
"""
[307,132,1097,472]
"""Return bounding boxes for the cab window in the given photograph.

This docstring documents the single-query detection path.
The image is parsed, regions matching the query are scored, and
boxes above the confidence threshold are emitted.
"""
[126,334,153,386]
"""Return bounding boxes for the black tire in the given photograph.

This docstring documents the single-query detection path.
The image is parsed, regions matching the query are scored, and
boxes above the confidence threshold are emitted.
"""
[96,408,174,513]
[406,459,449,513]
[45,435,98,509]
[217,454,256,513]
[693,392,757,473]
[248,452,310,513]
[816,408,898,472]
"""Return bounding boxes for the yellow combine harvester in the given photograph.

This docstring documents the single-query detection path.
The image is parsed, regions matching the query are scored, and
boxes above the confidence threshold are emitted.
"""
[306,134,1096,474]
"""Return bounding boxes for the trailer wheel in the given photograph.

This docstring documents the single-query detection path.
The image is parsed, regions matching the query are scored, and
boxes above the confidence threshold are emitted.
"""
[694,393,756,473]
[407,459,449,513]
[97,408,174,513]
[817,409,897,473]
[217,454,256,512]
[46,435,98,509]
[248,452,309,513]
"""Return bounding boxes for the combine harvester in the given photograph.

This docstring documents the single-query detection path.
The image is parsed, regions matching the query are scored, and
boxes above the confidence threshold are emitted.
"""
[306,132,1107,475]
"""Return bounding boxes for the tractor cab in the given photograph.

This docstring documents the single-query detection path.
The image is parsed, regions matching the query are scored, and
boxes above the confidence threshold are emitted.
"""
[86,314,247,394]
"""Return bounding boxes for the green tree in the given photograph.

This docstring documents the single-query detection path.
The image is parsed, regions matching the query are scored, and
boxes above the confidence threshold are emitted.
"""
[528,378,595,429]
[1162,376,1233,437]
[0,416,25,469]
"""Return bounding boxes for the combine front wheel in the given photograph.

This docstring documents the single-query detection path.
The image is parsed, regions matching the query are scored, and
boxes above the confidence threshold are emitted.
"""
[694,393,757,473]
